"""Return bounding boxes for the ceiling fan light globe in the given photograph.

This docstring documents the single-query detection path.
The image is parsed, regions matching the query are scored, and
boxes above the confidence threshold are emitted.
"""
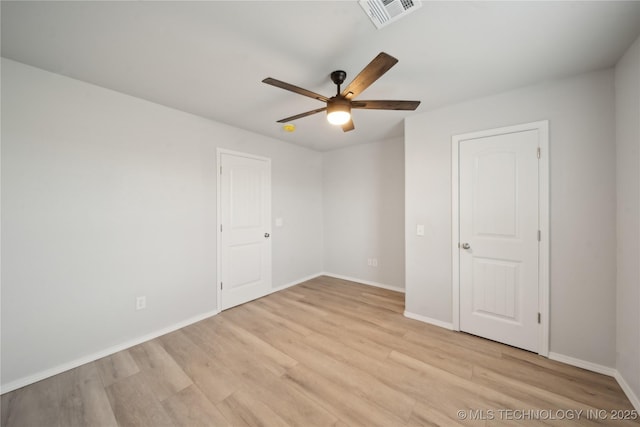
[327,111,351,125]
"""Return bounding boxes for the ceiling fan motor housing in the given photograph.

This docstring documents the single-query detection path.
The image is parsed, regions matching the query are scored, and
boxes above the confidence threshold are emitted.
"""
[326,97,351,125]
[328,96,350,110]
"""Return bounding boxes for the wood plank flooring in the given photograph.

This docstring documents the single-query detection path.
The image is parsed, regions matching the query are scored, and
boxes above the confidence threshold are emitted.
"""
[2,276,638,426]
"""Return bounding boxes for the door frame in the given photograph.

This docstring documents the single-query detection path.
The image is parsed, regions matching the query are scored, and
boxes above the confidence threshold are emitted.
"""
[451,120,549,356]
[216,148,272,312]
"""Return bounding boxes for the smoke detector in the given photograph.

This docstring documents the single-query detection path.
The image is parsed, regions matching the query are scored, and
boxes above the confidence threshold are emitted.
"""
[359,0,422,29]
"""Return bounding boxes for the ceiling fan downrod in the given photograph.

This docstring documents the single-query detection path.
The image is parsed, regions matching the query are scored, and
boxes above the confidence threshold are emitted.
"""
[330,70,347,95]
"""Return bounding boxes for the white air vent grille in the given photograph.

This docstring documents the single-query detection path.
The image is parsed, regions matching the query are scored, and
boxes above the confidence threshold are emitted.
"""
[359,0,422,29]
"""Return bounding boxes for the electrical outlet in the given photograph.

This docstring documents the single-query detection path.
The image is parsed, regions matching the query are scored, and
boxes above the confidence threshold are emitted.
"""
[372,258,378,267]
[367,258,372,266]
[136,296,146,310]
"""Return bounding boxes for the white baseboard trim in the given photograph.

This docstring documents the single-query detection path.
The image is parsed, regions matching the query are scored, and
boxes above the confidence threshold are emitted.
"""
[547,353,640,411]
[615,371,640,412]
[7,275,639,414]
[321,272,405,293]
[1,308,219,395]
[2,272,326,394]
[272,273,324,292]
[548,352,617,377]
[403,311,454,330]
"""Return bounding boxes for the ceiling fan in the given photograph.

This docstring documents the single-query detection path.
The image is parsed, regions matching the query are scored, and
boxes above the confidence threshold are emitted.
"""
[262,52,420,132]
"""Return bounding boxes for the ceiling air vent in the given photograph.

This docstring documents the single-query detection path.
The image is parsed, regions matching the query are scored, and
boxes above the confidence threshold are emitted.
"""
[359,0,422,29]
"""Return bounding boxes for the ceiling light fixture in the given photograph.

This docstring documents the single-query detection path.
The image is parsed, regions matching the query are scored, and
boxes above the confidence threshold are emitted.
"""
[326,97,351,125]
[262,55,419,133]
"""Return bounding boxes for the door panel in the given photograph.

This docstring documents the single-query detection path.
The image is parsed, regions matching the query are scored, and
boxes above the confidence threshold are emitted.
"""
[459,129,539,352]
[220,152,271,310]
[229,244,263,289]
[474,152,517,237]
[472,258,519,322]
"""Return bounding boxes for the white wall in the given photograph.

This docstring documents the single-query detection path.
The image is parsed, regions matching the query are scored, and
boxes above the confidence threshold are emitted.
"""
[0,58,323,390]
[322,138,405,290]
[615,35,640,406]
[405,70,617,367]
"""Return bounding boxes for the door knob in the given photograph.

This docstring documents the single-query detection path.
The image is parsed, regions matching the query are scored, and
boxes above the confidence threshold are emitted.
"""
[264,233,270,238]
[461,242,471,249]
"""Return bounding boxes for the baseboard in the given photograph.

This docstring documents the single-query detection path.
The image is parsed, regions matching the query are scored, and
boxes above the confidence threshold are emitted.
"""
[272,273,324,292]
[2,273,325,394]
[1,308,219,395]
[547,353,639,411]
[615,371,640,412]
[403,311,454,330]
[7,276,638,413]
[321,272,405,293]
[548,352,617,377]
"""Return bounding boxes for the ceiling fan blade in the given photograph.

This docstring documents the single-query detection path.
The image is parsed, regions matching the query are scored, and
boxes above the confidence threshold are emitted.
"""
[262,78,329,103]
[351,100,421,110]
[342,118,355,132]
[276,107,327,123]
[340,52,398,99]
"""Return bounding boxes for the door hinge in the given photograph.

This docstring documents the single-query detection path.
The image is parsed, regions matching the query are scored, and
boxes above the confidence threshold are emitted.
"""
[537,230,541,241]
[220,224,223,232]
[220,165,222,175]
[538,312,541,324]
[537,147,541,159]
[220,282,223,290]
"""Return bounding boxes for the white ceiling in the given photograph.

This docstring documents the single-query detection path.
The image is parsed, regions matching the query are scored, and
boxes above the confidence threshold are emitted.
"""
[2,1,640,151]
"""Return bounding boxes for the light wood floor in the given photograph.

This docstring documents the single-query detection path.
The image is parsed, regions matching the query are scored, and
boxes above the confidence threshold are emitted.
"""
[2,276,638,426]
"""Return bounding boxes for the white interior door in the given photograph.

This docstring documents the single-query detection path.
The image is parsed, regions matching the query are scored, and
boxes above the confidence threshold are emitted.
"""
[456,126,543,352]
[219,151,271,311]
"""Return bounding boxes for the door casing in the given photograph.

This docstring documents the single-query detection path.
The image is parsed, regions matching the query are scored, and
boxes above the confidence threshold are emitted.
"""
[451,121,550,356]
